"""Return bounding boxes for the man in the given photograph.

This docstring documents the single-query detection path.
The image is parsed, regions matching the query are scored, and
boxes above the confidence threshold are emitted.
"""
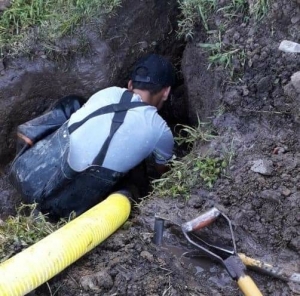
[9,54,175,220]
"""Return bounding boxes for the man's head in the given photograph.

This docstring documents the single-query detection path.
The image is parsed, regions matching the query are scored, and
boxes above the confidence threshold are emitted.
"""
[128,54,175,109]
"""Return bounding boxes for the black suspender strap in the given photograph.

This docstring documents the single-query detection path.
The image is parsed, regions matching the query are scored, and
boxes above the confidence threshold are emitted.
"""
[68,97,146,134]
[92,90,139,165]
[67,90,147,166]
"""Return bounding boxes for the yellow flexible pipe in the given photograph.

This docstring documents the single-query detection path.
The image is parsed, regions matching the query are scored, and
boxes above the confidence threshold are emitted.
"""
[0,192,131,296]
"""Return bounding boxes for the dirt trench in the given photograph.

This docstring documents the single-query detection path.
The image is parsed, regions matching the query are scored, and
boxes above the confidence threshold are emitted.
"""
[0,0,300,295]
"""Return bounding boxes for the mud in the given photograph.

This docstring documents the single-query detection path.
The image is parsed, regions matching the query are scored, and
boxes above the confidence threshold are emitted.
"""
[0,0,300,295]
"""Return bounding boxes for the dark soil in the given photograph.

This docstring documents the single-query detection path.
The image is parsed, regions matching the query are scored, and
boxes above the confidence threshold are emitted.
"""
[0,0,299,295]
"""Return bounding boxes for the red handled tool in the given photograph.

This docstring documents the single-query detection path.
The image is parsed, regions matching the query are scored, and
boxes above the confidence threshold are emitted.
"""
[181,207,262,296]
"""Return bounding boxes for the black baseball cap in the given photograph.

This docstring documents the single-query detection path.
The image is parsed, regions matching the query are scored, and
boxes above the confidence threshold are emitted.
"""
[131,54,175,87]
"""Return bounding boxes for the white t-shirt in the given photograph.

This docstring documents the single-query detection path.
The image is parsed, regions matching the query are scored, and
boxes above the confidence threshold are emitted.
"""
[67,87,174,173]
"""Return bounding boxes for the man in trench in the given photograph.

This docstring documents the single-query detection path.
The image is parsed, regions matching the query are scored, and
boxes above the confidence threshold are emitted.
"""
[9,54,175,220]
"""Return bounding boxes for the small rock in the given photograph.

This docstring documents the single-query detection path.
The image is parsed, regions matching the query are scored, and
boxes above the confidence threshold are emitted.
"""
[187,195,203,208]
[80,270,113,292]
[233,31,240,40]
[248,27,255,37]
[259,190,282,202]
[281,173,290,180]
[291,15,300,24]
[287,193,300,207]
[291,72,300,94]
[289,236,300,252]
[281,188,291,197]
[223,89,241,106]
[250,159,273,175]
[256,177,266,184]
[138,41,148,51]
[242,85,249,96]
[284,82,299,101]
[273,146,287,154]
[140,250,154,262]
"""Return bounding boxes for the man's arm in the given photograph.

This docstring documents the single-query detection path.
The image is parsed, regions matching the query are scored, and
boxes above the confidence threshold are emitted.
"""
[152,126,174,176]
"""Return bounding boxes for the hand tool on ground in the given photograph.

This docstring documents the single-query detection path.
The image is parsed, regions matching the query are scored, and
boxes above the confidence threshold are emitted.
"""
[180,208,300,285]
[181,207,263,296]
[153,207,300,290]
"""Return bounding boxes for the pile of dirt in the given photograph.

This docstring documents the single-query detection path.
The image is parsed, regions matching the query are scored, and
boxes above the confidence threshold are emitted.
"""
[0,0,299,295]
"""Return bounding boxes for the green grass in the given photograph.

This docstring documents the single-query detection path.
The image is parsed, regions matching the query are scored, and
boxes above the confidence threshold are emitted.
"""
[151,120,228,199]
[177,0,217,39]
[0,204,67,263]
[177,0,268,39]
[198,36,245,76]
[251,0,270,20]
[0,0,121,54]
[218,0,248,15]
[177,0,249,75]
[152,154,226,198]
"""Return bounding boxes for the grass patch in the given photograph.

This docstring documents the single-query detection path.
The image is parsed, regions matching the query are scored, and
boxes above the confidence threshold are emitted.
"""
[152,154,226,198]
[0,204,67,263]
[199,42,237,68]
[251,0,270,20]
[177,0,244,39]
[151,120,228,199]
[177,0,248,75]
[177,0,217,39]
[177,0,267,38]
[217,0,249,19]
[197,33,245,76]
[0,0,121,54]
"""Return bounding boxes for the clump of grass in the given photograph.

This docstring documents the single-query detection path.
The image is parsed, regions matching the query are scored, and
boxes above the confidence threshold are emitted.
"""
[231,0,248,13]
[194,156,226,187]
[198,42,234,68]
[175,120,215,147]
[251,0,270,20]
[0,0,121,54]
[177,0,217,39]
[198,38,244,76]
[152,154,226,198]
[218,0,248,17]
[152,120,227,198]
[0,204,67,263]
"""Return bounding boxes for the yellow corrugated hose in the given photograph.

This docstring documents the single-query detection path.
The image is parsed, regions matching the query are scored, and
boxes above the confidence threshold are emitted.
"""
[0,192,131,296]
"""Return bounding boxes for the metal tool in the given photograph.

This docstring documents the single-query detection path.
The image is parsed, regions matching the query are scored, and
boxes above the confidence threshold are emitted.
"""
[181,208,300,284]
[181,207,263,296]
[154,207,300,292]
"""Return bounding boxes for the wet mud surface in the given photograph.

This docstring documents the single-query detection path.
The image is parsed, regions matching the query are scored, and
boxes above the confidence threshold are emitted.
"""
[0,0,300,295]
